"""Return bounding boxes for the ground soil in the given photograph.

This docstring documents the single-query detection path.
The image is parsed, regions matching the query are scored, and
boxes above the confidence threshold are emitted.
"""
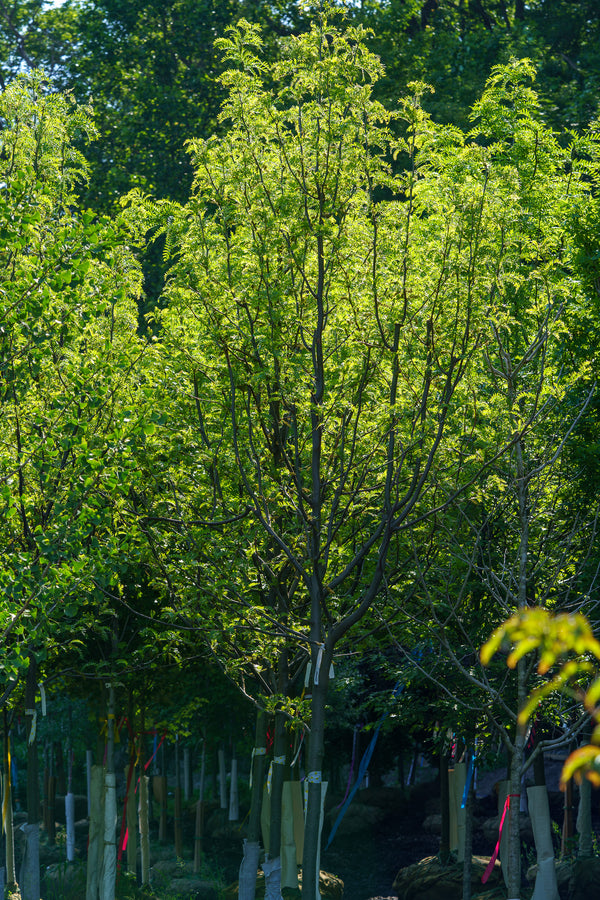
[320,795,439,900]
[206,781,441,900]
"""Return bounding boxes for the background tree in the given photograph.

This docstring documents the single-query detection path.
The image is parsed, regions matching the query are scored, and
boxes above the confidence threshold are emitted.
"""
[363,0,600,132]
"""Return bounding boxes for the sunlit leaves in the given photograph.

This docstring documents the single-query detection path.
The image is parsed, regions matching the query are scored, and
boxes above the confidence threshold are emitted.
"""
[482,607,600,785]
[0,72,144,690]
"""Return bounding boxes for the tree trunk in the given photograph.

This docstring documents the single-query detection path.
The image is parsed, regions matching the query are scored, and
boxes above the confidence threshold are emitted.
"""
[462,765,474,900]
[439,748,451,865]
[86,765,104,900]
[174,736,183,858]
[139,705,150,886]
[239,710,268,900]
[577,778,592,857]
[527,784,560,900]
[184,747,191,803]
[561,777,574,857]
[139,775,150,886]
[4,711,15,887]
[506,660,527,899]
[302,658,330,900]
[268,709,287,861]
[218,746,227,810]
[125,762,137,876]
[54,740,67,796]
[194,741,206,873]
[100,683,117,900]
[47,774,56,845]
[263,703,287,900]
[229,756,239,822]
[23,654,40,900]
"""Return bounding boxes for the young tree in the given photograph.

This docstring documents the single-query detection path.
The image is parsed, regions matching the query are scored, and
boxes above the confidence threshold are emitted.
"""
[384,61,600,899]
[132,8,506,895]
[0,68,144,744]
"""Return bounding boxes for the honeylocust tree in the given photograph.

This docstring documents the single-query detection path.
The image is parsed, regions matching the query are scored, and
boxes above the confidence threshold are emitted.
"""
[131,10,507,896]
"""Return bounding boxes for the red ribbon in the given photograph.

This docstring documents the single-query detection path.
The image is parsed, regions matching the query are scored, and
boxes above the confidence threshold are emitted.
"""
[482,793,520,884]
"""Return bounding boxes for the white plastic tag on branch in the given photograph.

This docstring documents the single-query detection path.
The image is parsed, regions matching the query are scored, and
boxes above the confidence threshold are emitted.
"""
[25,709,37,745]
[304,771,323,811]
[249,747,267,789]
[304,662,311,689]
[291,731,304,768]
[313,646,324,685]
[38,684,46,717]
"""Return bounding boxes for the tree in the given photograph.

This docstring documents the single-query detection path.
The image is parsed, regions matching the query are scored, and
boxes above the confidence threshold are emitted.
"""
[130,8,507,895]
[0,70,144,732]
[382,60,600,898]
[41,0,309,212]
[0,0,79,89]
[362,0,600,132]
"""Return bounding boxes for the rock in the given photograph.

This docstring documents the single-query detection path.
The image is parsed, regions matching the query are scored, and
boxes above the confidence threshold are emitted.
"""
[165,875,220,898]
[481,811,533,847]
[422,814,442,835]
[568,857,600,900]
[152,857,182,877]
[393,855,502,900]
[43,861,87,898]
[205,807,240,838]
[556,860,571,899]
[326,802,387,836]
[54,794,88,823]
[471,886,506,899]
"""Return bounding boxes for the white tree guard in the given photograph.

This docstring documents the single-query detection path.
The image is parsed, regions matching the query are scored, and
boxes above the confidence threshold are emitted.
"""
[527,785,560,900]
[238,838,261,900]
[229,759,239,821]
[262,855,283,900]
[20,822,40,900]
[86,765,104,900]
[65,792,76,861]
[303,780,328,900]
[100,772,117,900]
[281,782,303,889]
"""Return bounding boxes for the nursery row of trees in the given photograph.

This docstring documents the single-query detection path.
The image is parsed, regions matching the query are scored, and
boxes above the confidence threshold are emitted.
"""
[1,3,600,900]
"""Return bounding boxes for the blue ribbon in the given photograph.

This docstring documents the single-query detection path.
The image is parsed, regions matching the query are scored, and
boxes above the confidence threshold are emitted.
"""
[324,682,402,850]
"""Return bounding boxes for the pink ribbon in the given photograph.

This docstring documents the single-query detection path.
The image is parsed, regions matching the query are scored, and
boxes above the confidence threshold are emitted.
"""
[482,793,520,884]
